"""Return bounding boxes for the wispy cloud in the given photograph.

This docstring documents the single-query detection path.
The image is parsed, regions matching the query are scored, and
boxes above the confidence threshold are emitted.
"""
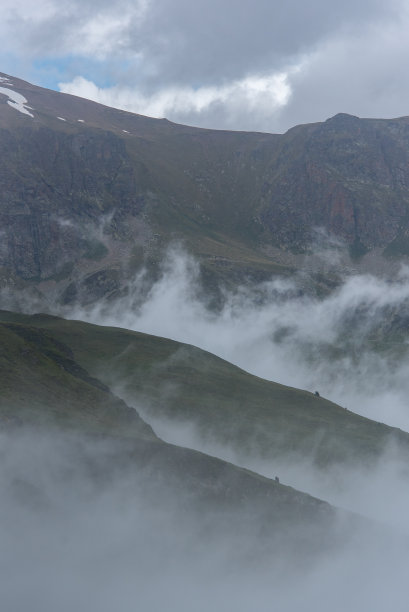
[65,246,409,432]
[59,69,294,128]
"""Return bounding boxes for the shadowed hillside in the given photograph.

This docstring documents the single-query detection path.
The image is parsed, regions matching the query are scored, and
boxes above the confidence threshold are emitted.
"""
[0,311,353,552]
[3,310,409,469]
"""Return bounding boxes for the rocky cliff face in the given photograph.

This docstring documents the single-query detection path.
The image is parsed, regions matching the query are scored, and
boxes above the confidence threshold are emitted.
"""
[2,72,409,303]
[0,124,148,278]
[258,113,409,251]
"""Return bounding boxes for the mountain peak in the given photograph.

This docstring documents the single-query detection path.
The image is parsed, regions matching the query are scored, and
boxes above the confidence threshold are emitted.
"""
[325,112,360,123]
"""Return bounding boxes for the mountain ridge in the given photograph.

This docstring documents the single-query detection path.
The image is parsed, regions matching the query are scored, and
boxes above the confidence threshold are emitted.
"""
[3,72,409,304]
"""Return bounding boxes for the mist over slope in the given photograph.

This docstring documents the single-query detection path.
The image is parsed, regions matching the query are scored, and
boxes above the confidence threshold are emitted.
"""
[2,426,406,612]
[3,266,409,611]
[0,318,380,612]
[44,246,409,526]
[4,71,409,609]
[68,247,409,431]
[0,319,407,611]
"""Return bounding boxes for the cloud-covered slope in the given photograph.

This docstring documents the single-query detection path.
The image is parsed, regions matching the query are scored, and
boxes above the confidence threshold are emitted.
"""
[0,313,342,536]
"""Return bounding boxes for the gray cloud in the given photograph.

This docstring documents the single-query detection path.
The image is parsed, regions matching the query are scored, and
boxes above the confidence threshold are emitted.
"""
[2,421,409,611]
[4,0,399,81]
[122,0,398,88]
[2,3,409,135]
[276,15,409,130]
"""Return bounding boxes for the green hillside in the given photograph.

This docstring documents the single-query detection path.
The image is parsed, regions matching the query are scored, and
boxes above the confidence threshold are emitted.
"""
[0,321,154,439]
[0,310,359,554]
[3,310,408,467]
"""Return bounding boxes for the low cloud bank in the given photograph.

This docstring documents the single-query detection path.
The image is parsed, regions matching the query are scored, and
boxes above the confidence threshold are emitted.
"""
[58,246,409,533]
[0,426,408,612]
[145,411,409,530]
[4,245,409,608]
[71,247,409,432]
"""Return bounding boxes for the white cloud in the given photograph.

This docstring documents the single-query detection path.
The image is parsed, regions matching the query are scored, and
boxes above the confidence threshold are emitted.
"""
[66,247,409,433]
[59,70,294,128]
[56,3,409,133]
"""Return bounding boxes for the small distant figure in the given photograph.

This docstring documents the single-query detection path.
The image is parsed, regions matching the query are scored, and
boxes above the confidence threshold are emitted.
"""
[275,476,280,484]
[314,391,320,397]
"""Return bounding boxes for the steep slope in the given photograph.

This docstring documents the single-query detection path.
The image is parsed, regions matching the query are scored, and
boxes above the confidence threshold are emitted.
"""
[3,310,409,468]
[0,71,287,305]
[3,73,409,305]
[256,113,409,254]
[0,313,344,546]
[0,321,154,438]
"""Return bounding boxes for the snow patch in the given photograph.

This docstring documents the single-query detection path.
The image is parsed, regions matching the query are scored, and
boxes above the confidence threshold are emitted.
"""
[0,76,13,85]
[57,117,66,121]
[77,119,85,123]
[122,129,130,133]
[0,87,34,117]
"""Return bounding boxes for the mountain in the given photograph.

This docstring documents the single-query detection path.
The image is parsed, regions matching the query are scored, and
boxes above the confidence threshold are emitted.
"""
[2,73,409,305]
[3,310,408,470]
[0,310,363,559]
[4,72,409,599]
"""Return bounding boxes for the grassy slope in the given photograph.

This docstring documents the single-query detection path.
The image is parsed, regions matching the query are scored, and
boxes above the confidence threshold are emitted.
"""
[3,310,408,467]
[0,321,155,439]
[0,312,347,543]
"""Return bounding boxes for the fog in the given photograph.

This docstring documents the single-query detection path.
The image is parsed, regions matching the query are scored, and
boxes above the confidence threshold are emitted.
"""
[145,411,409,531]
[71,247,409,431]
[1,426,409,612]
[4,245,409,609]
[57,246,409,522]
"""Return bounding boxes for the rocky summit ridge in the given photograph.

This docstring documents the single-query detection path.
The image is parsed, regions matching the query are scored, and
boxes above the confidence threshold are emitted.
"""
[2,72,409,303]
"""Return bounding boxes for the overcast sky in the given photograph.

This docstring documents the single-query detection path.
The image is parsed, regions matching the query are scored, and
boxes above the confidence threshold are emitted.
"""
[1,0,408,132]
